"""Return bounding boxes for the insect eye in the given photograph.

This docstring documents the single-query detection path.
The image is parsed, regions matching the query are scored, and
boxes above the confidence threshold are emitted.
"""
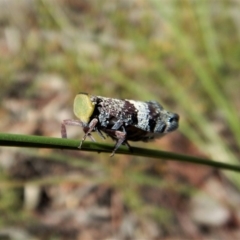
[165,113,179,132]
[169,113,179,123]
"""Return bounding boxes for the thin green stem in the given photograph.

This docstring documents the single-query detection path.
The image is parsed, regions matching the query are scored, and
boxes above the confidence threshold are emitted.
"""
[0,133,240,173]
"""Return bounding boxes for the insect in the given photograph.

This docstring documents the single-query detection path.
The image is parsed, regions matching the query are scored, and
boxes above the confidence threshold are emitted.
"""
[61,93,179,156]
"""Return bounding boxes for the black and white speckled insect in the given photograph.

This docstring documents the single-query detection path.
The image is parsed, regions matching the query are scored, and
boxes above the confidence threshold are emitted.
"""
[61,93,179,156]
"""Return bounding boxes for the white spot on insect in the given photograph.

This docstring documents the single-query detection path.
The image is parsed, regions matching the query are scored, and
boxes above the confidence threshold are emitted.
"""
[128,100,150,131]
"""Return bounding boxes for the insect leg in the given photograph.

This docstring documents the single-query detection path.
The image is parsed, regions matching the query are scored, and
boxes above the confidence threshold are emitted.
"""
[96,129,106,139]
[111,120,124,130]
[125,141,133,152]
[79,118,98,148]
[61,119,83,138]
[110,130,126,157]
[120,126,132,152]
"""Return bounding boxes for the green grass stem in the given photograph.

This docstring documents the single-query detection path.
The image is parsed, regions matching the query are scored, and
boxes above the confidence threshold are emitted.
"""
[0,133,240,173]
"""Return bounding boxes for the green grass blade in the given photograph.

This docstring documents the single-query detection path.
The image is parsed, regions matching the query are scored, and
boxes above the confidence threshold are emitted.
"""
[0,133,240,173]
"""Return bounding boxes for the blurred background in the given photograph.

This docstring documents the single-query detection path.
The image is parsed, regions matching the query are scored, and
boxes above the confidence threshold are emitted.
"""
[0,0,240,239]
